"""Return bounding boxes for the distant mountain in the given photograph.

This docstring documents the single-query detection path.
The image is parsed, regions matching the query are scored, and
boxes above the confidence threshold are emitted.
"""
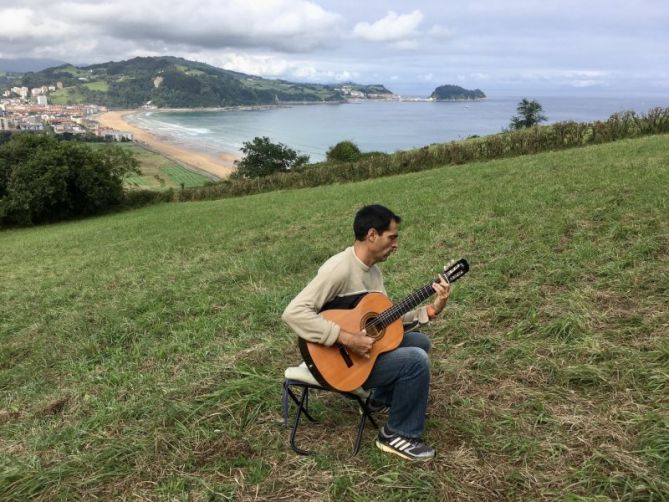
[17,56,393,108]
[430,85,486,101]
[0,58,68,73]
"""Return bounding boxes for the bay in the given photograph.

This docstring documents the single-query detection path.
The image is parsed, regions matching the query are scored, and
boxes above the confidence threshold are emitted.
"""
[129,94,669,162]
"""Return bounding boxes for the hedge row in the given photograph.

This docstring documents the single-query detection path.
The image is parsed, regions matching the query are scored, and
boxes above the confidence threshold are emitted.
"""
[126,107,669,206]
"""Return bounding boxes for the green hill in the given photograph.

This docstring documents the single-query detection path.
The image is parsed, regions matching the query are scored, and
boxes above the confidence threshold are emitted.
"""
[18,56,393,108]
[1,135,667,499]
[431,84,486,100]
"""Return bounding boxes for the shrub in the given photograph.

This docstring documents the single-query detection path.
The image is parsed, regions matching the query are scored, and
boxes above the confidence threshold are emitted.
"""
[509,99,548,130]
[0,134,139,227]
[326,140,362,163]
[232,136,309,178]
[123,188,175,207]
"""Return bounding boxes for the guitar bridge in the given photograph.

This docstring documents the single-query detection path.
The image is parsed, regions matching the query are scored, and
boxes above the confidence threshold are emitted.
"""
[337,344,354,368]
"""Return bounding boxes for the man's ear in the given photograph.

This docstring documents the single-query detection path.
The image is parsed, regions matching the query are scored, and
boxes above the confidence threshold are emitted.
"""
[367,228,378,242]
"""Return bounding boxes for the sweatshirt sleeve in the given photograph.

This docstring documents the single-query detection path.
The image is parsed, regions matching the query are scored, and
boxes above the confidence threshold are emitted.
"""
[281,262,348,346]
[402,306,430,326]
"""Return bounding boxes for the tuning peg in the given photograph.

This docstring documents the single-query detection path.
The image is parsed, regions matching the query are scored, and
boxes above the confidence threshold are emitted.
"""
[444,259,456,270]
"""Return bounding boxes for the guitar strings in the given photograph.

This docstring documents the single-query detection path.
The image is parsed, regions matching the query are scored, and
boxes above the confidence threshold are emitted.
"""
[367,263,464,330]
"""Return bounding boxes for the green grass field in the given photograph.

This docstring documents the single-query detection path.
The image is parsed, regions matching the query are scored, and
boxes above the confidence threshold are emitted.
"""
[1,135,667,500]
[49,87,87,105]
[160,165,213,188]
[83,81,109,92]
[90,143,212,191]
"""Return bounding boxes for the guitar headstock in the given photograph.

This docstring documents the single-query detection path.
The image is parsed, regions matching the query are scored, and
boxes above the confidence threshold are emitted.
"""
[440,258,469,284]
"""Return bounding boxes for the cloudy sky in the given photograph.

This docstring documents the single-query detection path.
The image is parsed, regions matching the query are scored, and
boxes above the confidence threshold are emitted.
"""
[1,0,667,95]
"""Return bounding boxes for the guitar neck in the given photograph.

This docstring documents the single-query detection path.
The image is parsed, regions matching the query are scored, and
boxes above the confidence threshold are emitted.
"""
[372,283,435,329]
[370,258,469,329]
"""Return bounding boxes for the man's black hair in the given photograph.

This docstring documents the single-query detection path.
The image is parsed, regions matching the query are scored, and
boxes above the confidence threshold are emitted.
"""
[353,204,401,241]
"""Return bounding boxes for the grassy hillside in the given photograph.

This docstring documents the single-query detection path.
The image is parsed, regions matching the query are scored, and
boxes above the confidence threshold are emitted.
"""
[1,135,668,500]
[18,56,392,108]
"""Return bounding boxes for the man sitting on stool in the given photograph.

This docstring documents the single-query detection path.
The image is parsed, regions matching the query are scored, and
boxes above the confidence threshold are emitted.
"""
[282,204,450,461]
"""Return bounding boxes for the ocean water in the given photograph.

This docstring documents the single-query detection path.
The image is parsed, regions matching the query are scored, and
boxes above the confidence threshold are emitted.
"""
[129,94,669,162]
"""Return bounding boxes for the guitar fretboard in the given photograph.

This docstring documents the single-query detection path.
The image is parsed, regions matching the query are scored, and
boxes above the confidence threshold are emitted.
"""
[368,259,468,330]
[370,283,436,329]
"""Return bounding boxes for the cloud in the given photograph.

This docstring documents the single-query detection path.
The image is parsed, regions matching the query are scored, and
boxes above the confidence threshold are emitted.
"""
[428,25,454,39]
[1,1,667,92]
[212,52,357,82]
[392,40,419,50]
[516,69,611,88]
[0,7,74,41]
[569,80,604,88]
[457,73,491,81]
[352,10,423,44]
[0,0,342,56]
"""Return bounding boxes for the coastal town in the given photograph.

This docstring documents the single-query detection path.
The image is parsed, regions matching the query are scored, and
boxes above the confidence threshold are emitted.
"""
[0,82,133,140]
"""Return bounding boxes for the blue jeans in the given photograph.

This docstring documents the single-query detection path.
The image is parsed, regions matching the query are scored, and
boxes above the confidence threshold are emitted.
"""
[362,331,431,438]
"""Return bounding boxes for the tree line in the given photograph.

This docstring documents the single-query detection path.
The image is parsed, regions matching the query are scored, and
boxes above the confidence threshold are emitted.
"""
[0,135,138,226]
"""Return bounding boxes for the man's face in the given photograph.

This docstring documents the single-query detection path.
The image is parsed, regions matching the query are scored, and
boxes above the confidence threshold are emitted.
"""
[369,219,399,262]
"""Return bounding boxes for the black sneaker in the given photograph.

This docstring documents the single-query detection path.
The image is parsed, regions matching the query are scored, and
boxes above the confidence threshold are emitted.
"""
[375,426,435,461]
[366,399,390,414]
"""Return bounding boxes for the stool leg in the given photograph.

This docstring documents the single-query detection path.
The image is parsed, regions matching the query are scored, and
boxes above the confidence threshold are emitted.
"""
[358,396,379,430]
[284,382,379,456]
[285,385,316,422]
[353,396,379,456]
[282,382,289,427]
[289,386,313,455]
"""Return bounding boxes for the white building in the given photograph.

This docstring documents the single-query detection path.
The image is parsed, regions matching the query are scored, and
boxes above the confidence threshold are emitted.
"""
[11,87,29,98]
[96,128,133,141]
[37,95,48,106]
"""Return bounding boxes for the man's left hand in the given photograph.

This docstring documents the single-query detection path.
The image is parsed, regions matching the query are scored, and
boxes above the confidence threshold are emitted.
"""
[431,275,451,314]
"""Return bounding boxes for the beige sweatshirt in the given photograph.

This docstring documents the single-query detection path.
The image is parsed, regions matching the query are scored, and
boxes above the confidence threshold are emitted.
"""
[282,246,429,346]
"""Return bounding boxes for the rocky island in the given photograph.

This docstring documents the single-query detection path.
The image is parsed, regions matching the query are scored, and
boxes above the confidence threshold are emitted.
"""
[430,84,486,101]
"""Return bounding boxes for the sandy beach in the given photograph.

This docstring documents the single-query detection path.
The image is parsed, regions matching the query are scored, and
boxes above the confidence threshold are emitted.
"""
[95,110,237,179]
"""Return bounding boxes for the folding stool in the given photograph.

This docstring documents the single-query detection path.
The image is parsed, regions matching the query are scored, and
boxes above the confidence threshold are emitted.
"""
[282,362,379,455]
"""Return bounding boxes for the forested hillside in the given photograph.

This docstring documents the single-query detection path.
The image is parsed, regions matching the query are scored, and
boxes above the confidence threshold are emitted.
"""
[431,84,486,100]
[18,56,392,108]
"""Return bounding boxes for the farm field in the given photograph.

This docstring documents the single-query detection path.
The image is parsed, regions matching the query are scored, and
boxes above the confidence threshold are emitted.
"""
[92,143,213,190]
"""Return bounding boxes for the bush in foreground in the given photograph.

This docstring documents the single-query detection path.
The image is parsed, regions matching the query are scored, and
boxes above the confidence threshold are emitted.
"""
[0,133,139,227]
[509,98,548,130]
[326,140,362,163]
[232,136,309,179]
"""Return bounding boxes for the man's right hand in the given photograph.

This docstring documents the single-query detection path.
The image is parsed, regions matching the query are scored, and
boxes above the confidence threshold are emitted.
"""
[338,329,373,358]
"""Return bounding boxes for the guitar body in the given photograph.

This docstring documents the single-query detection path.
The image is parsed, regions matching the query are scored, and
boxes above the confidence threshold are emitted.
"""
[295,258,469,392]
[298,292,405,392]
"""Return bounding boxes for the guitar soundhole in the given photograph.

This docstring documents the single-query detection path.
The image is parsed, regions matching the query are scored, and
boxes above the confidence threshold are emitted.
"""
[363,314,384,340]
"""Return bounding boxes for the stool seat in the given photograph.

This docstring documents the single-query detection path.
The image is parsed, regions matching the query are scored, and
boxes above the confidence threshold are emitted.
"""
[282,362,378,456]
[284,362,320,385]
[284,362,370,398]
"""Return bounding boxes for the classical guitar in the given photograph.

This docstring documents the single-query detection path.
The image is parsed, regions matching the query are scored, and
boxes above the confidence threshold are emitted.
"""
[298,258,469,392]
